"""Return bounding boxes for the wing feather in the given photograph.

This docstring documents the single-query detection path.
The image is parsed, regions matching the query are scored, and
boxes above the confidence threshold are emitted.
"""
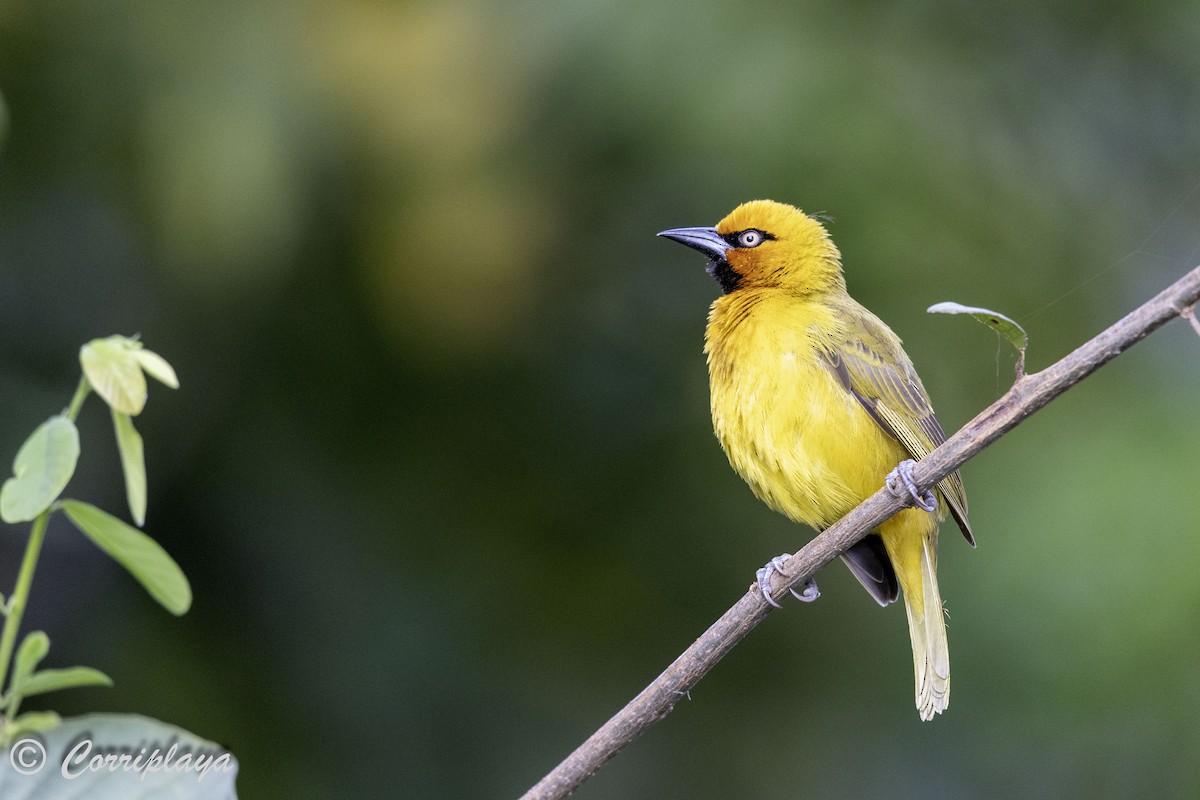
[820,303,974,546]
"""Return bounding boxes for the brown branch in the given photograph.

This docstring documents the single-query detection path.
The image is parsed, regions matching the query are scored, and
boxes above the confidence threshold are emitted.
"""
[521,264,1200,800]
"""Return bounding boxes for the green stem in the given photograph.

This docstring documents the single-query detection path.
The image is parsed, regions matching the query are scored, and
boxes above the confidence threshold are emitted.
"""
[0,377,89,719]
[65,376,90,421]
[0,510,50,713]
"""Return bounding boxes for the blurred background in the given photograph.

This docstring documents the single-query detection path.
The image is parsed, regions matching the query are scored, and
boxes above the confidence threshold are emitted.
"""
[2,0,1199,797]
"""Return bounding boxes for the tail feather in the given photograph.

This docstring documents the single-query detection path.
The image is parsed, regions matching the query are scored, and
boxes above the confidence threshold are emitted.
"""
[903,537,949,721]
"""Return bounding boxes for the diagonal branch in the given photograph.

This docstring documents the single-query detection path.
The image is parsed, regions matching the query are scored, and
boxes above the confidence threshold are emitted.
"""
[522,264,1200,800]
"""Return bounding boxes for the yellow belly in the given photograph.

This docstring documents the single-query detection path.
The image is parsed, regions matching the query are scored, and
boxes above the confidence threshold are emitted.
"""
[706,294,907,530]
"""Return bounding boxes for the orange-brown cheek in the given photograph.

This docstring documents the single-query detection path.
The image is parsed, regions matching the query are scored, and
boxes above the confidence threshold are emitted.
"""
[725,251,758,281]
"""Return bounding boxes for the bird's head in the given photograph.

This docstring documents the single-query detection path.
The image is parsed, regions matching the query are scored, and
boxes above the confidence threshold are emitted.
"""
[658,199,844,295]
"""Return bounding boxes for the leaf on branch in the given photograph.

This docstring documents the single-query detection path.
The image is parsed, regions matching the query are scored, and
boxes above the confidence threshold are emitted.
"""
[80,337,148,415]
[928,301,1030,378]
[112,409,147,526]
[59,500,192,616]
[15,666,113,700]
[0,416,80,523]
[12,631,50,690]
[133,347,180,389]
[80,336,179,416]
[6,633,111,717]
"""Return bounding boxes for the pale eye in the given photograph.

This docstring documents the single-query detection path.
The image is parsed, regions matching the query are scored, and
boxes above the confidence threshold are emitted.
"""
[736,229,764,248]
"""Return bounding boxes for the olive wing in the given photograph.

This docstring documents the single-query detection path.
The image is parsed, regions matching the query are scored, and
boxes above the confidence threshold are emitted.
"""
[821,320,974,547]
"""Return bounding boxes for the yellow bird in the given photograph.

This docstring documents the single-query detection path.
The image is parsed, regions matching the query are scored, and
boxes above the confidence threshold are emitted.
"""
[659,200,973,720]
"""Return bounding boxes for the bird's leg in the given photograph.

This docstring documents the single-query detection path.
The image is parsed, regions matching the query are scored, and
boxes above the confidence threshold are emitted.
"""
[755,554,819,608]
[885,459,937,512]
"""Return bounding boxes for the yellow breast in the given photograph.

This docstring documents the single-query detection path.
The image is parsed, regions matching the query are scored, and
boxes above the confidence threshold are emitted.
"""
[705,290,907,529]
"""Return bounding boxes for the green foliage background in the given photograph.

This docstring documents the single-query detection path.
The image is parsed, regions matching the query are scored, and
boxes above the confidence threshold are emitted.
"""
[2,1,1199,797]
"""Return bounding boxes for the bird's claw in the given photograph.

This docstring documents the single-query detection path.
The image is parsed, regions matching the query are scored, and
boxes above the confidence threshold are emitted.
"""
[885,459,937,512]
[755,553,819,607]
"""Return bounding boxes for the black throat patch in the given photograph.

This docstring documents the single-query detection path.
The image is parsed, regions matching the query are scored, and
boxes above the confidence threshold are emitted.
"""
[706,258,741,294]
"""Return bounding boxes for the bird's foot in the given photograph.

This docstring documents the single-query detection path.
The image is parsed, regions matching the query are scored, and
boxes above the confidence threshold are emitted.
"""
[755,554,819,608]
[885,459,937,512]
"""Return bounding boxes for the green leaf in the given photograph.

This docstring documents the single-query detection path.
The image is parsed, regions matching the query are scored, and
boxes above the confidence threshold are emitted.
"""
[16,666,113,700]
[133,347,180,389]
[60,500,192,615]
[6,640,110,719]
[11,631,50,691]
[927,302,1028,352]
[0,416,80,523]
[928,301,1030,376]
[111,410,147,526]
[80,336,148,415]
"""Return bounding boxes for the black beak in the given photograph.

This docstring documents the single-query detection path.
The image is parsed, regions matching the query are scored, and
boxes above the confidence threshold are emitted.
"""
[656,226,729,261]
